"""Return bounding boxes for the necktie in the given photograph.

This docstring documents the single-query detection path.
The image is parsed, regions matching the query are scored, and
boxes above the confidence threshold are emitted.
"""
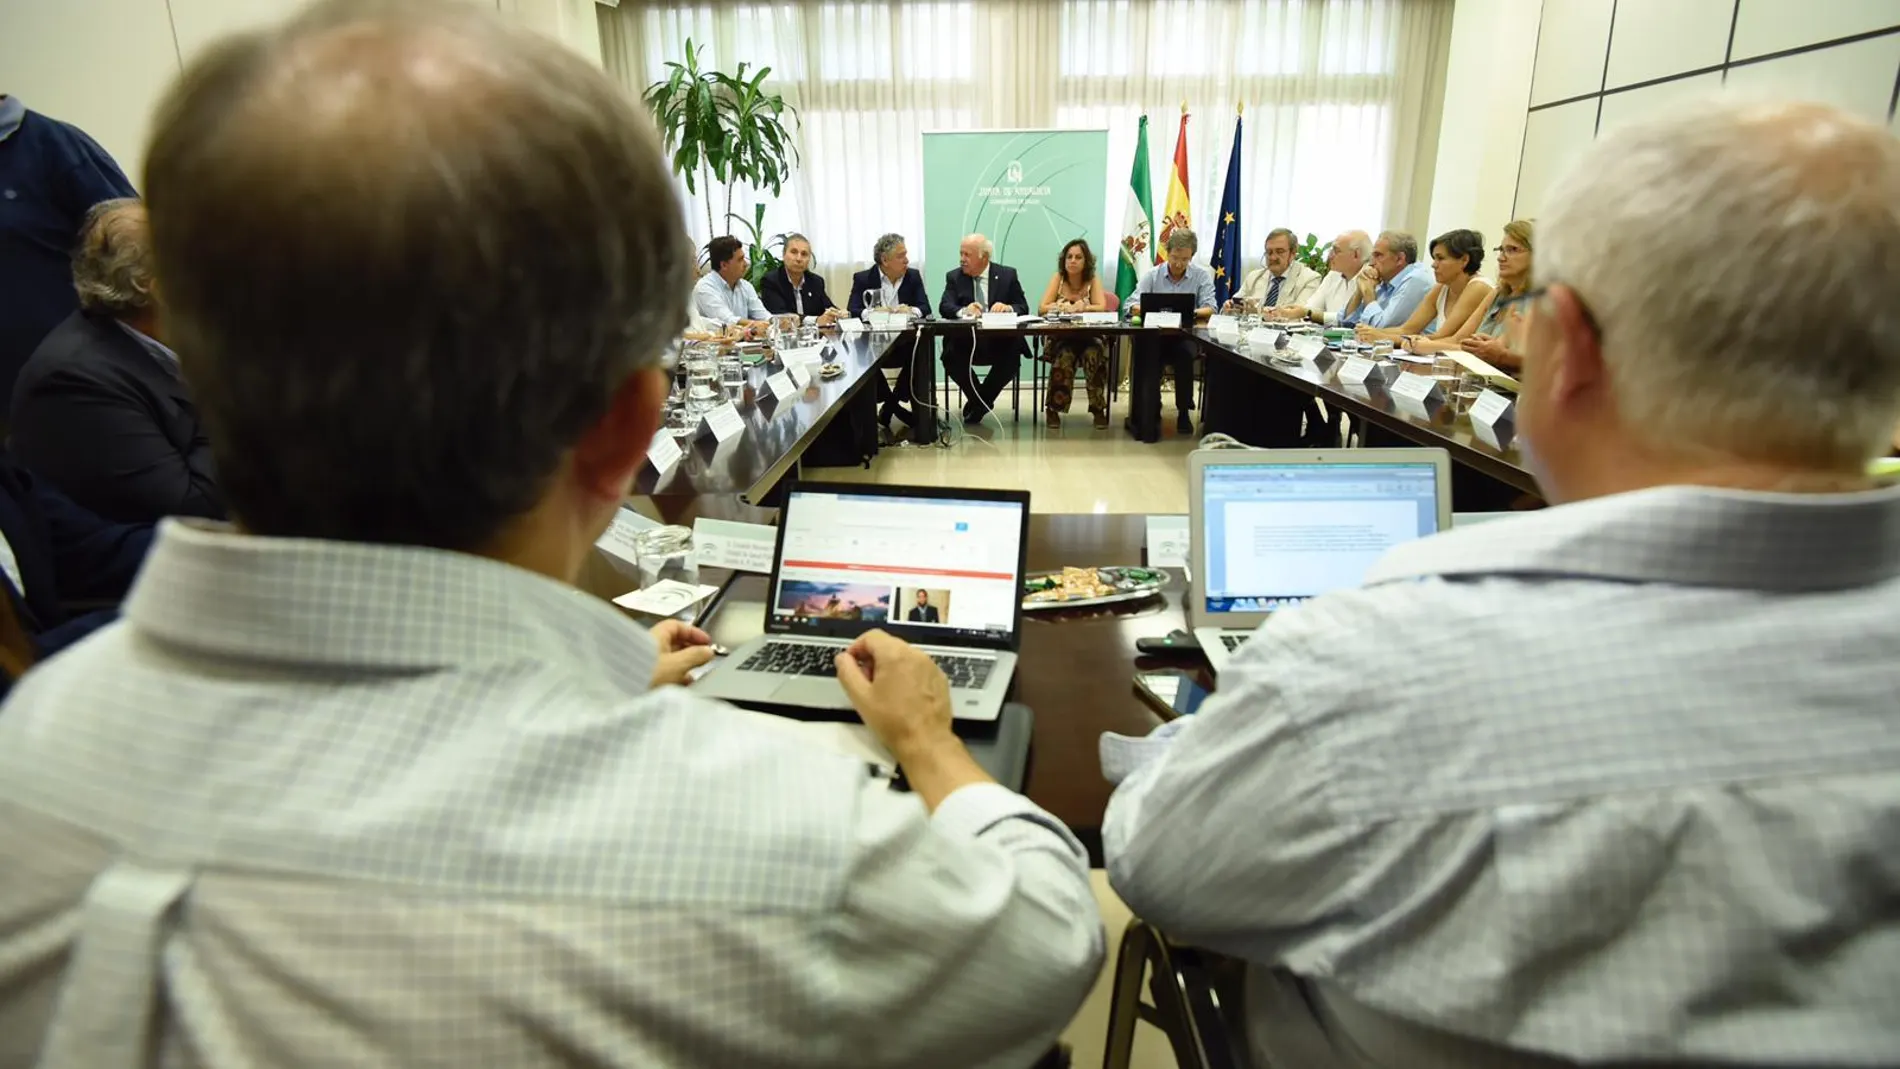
[1266,274,1283,306]
[975,272,988,308]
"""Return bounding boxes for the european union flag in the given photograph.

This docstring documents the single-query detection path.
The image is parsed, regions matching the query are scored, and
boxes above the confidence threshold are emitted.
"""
[1210,113,1244,307]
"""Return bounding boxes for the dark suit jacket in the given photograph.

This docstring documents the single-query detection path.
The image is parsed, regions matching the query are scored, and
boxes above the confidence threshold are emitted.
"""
[0,456,152,665]
[758,267,836,317]
[939,263,1031,362]
[908,604,940,623]
[846,267,931,318]
[10,310,224,524]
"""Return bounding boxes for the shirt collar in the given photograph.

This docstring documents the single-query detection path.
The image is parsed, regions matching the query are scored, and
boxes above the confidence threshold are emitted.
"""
[124,520,658,695]
[0,96,24,142]
[1366,482,1900,592]
[115,320,180,373]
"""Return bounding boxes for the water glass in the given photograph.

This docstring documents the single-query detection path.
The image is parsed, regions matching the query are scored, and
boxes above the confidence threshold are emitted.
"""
[1452,371,1486,416]
[634,525,699,608]
[664,400,693,438]
[1430,355,1463,398]
[686,354,720,410]
[719,355,745,397]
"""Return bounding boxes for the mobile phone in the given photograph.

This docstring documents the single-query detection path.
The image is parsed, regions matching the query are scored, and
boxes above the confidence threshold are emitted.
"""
[1133,670,1212,720]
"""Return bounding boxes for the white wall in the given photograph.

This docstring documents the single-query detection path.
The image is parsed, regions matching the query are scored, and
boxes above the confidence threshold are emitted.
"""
[1515,0,1900,218]
[0,0,601,184]
[1423,0,1540,262]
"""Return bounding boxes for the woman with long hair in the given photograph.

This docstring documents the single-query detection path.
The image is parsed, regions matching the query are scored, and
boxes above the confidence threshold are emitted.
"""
[1356,228,1493,353]
[1038,238,1110,429]
[1459,218,1534,371]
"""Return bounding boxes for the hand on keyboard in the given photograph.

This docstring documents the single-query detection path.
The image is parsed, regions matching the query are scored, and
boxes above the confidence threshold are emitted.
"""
[833,630,954,756]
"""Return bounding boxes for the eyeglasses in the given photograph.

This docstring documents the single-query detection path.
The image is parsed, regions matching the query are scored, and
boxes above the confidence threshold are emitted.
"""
[1493,244,1527,255]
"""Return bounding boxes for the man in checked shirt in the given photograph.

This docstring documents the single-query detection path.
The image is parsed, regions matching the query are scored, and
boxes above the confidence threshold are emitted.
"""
[1104,97,1900,1068]
[0,3,1101,1066]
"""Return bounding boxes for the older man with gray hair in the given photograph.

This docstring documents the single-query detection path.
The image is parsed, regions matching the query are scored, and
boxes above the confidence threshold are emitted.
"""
[11,197,223,522]
[938,232,1030,423]
[1275,228,1372,326]
[0,3,1103,1066]
[1103,97,1900,1067]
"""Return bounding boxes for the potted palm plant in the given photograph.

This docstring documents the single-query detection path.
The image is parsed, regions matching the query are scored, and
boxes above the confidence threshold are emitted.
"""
[644,39,800,284]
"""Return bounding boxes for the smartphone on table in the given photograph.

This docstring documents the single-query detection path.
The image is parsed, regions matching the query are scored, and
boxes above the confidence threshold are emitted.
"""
[1133,670,1212,720]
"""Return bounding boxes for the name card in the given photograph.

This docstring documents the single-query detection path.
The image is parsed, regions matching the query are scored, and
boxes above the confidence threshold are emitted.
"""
[646,430,684,473]
[1390,372,1443,403]
[1246,327,1284,352]
[765,370,796,401]
[1470,388,1514,428]
[788,361,813,389]
[595,505,660,567]
[838,318,867,333]
[1208,314,1240,339]
[1145,311,1182,330]
[1336,356,1377,384]
[699,401,746,443]
[1079,311,1119,325]
[778,344,824,364]
[866,310,906,331]
[981,311,1020,330]
[1145,514,1189,569]
[692,517,778,574]
[1471,417,1506,450]
[1289,335,1326,362]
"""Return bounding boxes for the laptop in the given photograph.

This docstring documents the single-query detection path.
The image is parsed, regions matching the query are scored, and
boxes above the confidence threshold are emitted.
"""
[1188,448,1452,675]
[694,482,1030,722]
[1140,291,1198,321]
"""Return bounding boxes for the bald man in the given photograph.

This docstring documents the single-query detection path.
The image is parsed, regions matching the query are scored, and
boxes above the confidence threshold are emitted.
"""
[1275,229,1372,326]
[938,233,1029,424]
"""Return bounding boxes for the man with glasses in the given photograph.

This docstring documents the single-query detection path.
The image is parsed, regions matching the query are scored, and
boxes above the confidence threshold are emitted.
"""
[1275,229,1371,326]
[1102,98,1900,1066]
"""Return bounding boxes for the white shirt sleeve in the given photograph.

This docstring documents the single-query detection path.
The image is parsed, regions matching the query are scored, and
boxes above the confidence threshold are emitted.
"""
[693,276,738,325]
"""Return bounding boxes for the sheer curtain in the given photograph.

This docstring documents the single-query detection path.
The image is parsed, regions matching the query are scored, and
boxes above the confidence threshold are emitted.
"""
[600,0,1452,286]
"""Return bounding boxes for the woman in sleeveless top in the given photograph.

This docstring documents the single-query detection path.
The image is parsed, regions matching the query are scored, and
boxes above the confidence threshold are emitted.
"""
[1357,229,1492,353]
[1460,218,1534,371]
[1038,239,1110,429]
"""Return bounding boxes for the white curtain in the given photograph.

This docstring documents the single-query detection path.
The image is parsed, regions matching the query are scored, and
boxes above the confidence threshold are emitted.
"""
[600,0,1452,288]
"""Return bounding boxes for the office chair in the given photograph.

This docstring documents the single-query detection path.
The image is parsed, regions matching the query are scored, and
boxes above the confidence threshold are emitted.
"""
[1103,919,1252,1069]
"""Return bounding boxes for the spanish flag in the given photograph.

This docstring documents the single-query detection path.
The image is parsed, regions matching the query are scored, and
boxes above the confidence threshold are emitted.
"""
[1158,106,1192,254]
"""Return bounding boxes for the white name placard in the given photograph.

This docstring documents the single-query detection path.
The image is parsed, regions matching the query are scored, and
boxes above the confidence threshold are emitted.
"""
[765,371,796,401]
[1471,418,1506,450]
[980,311,1019,330]
[699,402,746,443]
[595,505,660,567]
[778,344,824,364]
[1144,311,1183,330]
[692,517,778,574]
[1336,356,1376,384]
[1246,327,1283,352]
[866,310,906,331]
[1145,514,1190,569]
[1207,314,1239,339]
[1079,311,1118,325]
[787,361,813,389]
[838,318,867,334]
[1390,372,1443,403]
[1470,388,1514,428]
[646,431,683,473]
[1290,335,1326,362]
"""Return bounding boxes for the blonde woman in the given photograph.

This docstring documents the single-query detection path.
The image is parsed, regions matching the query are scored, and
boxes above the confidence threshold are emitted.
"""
[1038,238,1110,429]
[1356,229,1492,352]
[1458,219,1534,371]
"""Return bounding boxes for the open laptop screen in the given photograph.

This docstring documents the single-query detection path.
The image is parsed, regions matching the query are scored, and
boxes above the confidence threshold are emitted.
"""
[770,490,1027,645]
[1202,462,1440,615]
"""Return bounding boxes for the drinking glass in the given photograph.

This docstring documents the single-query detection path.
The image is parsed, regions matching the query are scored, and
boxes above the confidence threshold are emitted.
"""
[1452,371,1486,416]
[1430,355,1463,399]
[719,354,745,397]
[686,353,720,412]
[634,525,698,597]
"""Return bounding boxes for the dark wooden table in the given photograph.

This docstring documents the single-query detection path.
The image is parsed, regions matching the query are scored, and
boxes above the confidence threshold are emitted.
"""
[1196,331,1538,497]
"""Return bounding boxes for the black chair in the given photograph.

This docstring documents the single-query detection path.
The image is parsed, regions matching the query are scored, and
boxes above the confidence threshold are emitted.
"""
[1103,919,1253,1069]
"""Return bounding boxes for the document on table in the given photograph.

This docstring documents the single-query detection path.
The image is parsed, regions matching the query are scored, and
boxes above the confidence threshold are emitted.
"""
[693,517,778,574]
[613,579,720,617]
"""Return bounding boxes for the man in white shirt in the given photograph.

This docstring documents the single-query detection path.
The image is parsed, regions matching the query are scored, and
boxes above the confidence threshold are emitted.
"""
[1102,98,1900,1067]
[1275,229,1370,326]
[0,5,1103,1067]
[691,234,771,336]
[1230,227,1320,312]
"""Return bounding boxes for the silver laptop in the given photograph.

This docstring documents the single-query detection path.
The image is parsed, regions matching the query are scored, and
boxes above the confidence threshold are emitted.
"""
[1188,448,1452,675]
[694,482,1029,721]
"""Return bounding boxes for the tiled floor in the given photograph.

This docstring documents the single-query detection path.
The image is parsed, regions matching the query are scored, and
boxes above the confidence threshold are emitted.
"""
[805,394,1201,515]
[813,390,1191,1068]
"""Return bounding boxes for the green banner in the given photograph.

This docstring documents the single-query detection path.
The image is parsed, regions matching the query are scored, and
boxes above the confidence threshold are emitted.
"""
[921,129,1110,306]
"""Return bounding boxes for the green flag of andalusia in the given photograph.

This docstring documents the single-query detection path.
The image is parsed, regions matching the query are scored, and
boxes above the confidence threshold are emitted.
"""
[1116,115,1155,305]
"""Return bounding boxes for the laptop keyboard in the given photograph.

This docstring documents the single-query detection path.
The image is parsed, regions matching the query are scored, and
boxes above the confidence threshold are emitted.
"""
[742,642,995,690]
[1220,633,1250,652]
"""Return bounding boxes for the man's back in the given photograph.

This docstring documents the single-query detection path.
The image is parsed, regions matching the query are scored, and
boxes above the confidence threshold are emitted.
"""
[1104,484,1900,1065]
[0,525,1101,1068]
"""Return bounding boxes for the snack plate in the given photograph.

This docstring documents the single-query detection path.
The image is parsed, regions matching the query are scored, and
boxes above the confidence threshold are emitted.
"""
[1022,566,1171,611]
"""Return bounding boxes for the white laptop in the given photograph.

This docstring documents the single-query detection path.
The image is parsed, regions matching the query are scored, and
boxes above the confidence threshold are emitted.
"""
[694,482,1030,721]
[1188,448,1453,675]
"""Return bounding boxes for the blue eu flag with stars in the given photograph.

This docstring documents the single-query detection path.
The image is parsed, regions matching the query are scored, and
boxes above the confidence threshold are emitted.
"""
[1210,114,1244,307]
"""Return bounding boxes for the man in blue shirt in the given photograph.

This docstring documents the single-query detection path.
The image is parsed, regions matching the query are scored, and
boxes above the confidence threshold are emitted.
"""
[1343,230,1431,330]
[691,235,770,336]
[0,96,137,414]
[1126,228,1216,441]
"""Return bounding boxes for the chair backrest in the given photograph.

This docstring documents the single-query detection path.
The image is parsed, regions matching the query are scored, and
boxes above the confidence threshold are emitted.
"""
[1104,291,1120,312]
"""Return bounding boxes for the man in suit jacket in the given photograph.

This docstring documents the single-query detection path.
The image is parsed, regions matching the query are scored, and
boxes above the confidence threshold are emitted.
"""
[906,589,941,623]
[939,234,1030,423]
[758,233,841,326]
[848,233,932,439]
[0,453,152,679]
[1232,228,1323,312]
[10,199,224,523]
[0,95,139,415]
